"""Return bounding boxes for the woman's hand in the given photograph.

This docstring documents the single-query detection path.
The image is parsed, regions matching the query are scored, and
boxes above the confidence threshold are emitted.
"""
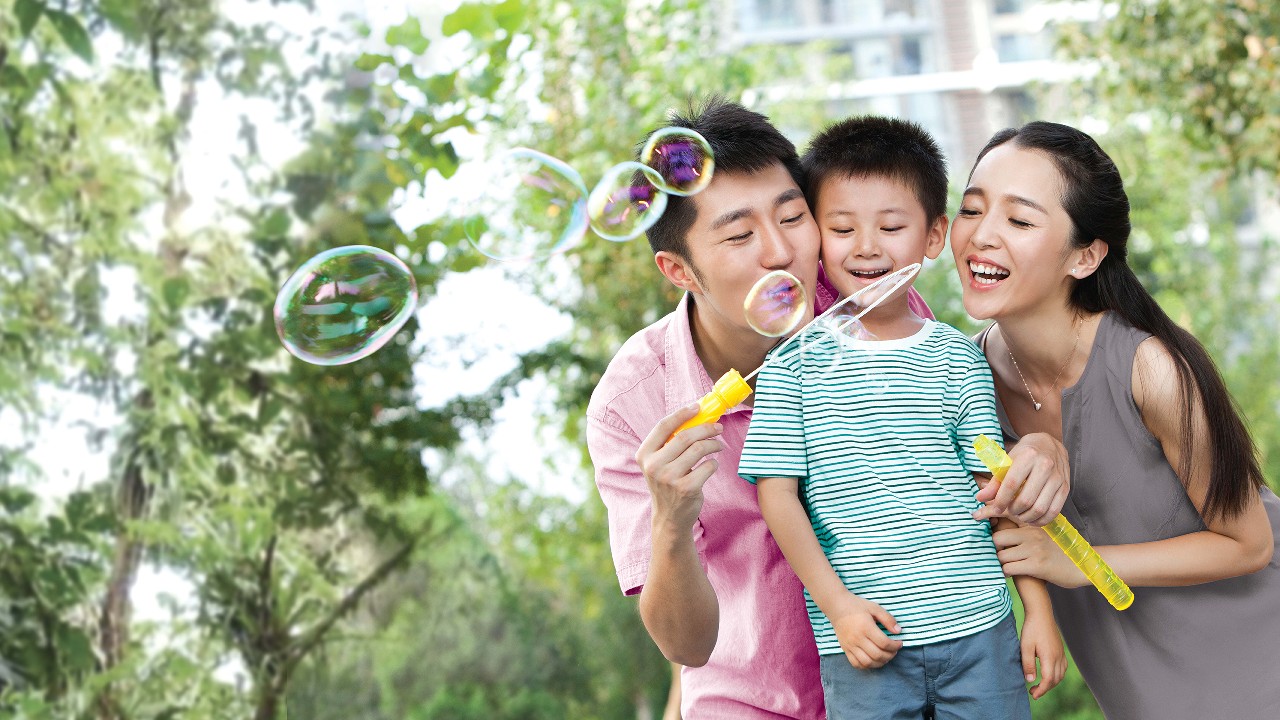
[974,433,1071,526]
[994,525,1088,588]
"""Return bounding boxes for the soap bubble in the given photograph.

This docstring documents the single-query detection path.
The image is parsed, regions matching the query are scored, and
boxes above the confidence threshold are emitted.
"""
[274,245,417,365]
[641,127,715,196]
[463,148,589,261]
[744,270,808,337]
[587,162,668,241]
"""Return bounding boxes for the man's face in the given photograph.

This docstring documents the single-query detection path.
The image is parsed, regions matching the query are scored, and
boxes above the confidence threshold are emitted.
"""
[675,164,821,340]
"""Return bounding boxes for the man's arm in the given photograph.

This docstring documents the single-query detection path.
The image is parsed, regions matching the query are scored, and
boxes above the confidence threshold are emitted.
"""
[590,404,724,666]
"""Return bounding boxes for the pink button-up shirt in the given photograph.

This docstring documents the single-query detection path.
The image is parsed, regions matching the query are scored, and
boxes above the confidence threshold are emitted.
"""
[586,270,930,718]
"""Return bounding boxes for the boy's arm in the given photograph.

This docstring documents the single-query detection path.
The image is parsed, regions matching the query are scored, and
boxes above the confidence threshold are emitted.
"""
[996,513,1067,699]
[757,476,902,669]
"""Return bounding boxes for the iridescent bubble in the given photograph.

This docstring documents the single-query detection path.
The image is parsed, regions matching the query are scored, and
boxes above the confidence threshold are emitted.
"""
[463,148,589,261]
[641,127,715,196]
[744,270,808,337]
[274,245,418,366]
[587,162,668,242]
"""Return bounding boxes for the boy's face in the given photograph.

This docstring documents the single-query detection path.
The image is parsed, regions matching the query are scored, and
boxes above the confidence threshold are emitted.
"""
[815,174,946,306]
[663,163,821,339]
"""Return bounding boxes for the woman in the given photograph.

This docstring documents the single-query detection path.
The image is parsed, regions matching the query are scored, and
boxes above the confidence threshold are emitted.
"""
[950,121,1280,719]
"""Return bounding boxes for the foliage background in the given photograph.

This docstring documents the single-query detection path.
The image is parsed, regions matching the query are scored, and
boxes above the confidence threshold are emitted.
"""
[0,0,1276,718]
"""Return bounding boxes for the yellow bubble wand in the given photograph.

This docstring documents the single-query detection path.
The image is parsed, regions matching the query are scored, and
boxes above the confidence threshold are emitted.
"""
[973,434,1133,610]
[668,264,921,441]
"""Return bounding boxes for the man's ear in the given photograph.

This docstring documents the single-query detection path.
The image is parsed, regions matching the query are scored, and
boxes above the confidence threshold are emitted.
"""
[655,251,704,294]
[925,214,949,260]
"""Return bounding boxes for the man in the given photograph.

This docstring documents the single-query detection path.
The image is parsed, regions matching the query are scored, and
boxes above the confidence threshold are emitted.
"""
[586,98,1066,717]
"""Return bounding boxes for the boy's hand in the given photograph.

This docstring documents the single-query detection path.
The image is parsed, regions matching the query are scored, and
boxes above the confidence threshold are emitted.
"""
[1019,612,1066,699]
[830,593,903,669]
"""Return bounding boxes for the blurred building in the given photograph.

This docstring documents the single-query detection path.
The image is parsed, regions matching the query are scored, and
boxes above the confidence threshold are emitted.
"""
[731,0,1080,173]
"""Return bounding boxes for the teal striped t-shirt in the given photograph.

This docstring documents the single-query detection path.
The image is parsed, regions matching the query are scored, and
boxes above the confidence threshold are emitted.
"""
[739,318,1010,654]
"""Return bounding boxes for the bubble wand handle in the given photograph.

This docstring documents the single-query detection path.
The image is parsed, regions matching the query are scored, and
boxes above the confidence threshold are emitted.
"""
[666,264,921,443]
[973,434,1134,611]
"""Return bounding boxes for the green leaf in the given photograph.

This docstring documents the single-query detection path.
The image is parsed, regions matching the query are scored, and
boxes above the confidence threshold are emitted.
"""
[386,17,430,54]
[493,0,528,33]
[162,277,190,310]
[98,0,141,38]
[0,487,37,514]
[442,3,493,38]
[354,53,393,72]
[43,9,94,63]
[262,207,292,236]
[15,0,43,37]
[0,66,28,89]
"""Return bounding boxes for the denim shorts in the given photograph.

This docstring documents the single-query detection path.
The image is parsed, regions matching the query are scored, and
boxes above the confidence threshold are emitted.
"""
[819,612,1031,720]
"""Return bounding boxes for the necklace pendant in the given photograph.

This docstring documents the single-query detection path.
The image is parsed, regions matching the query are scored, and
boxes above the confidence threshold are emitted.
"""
[1033,401,1042,411]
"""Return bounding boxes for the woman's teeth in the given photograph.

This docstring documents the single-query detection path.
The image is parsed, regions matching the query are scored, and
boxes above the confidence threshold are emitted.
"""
[969,261,1009,284]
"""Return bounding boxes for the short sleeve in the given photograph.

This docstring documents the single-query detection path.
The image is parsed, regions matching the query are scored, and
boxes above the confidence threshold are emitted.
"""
[739,356,809,484]
[951,344,1004,473]
[587,410,704,596]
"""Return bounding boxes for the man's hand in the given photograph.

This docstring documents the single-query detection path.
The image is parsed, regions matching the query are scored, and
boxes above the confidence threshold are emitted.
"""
[974,433,1071,526]
[829,593,903,670]
[636,403,724,534]
[636,404,724,667]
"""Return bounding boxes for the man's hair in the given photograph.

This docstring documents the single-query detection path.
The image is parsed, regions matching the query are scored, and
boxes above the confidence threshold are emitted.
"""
[801,116,947,222]
[640,96,803,258]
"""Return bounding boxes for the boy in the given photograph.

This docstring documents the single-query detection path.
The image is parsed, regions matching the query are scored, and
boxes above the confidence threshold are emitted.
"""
[738,117,1065,718]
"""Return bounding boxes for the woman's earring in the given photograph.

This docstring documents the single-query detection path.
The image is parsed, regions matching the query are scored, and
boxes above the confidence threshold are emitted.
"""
[1070,268,1078,275]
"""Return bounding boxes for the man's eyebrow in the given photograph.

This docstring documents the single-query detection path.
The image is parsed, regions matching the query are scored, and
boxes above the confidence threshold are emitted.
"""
[709,207,752,231]
[774,187,804,207]
[708,187,806,231]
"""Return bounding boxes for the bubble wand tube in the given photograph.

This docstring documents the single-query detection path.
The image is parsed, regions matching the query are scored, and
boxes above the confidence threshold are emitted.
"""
[667,264,921,441]
[973,434,1134,611]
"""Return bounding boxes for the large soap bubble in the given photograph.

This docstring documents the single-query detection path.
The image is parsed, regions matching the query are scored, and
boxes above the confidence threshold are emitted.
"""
[641,127,715,196]
[744,270,808,337]
[587,161,668,242]
[463,148,589,261]
[274,245,418,365]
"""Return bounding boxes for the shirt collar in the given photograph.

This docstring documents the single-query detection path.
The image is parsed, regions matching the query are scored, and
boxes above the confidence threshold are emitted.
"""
[663,293,717,414]
[661,267,840,415]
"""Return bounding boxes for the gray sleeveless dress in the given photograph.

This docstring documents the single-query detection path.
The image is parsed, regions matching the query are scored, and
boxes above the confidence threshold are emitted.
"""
[982,312,1280,719]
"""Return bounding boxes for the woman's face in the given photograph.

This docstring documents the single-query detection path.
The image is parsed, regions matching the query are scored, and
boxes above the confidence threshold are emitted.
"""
[950,143,1078,321]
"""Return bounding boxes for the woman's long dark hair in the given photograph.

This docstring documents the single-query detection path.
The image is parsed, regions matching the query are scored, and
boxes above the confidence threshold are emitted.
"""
[972,121,1263,522]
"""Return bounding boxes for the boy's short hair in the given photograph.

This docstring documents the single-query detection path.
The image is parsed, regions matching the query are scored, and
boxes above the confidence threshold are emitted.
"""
[640,96,803,259]
[801,116,947,221]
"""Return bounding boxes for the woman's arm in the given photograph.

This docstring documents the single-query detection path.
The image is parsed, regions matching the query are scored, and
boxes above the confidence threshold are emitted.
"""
[996,338,1273,588]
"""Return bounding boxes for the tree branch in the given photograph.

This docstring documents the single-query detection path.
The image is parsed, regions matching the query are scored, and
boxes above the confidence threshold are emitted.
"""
[281,538,418,680]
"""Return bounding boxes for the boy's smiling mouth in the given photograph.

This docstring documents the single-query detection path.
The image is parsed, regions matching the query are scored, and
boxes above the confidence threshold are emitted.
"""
[847,267,892,280]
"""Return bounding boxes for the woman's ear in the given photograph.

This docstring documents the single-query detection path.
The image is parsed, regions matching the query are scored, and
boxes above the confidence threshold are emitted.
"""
[1071,239,1109,279]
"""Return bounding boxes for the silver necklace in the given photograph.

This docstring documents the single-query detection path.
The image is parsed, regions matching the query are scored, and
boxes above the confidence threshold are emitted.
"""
[1003,316,1083,411]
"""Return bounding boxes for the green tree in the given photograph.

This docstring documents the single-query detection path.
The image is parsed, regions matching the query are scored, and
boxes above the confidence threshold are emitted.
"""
[0,1,505,717]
